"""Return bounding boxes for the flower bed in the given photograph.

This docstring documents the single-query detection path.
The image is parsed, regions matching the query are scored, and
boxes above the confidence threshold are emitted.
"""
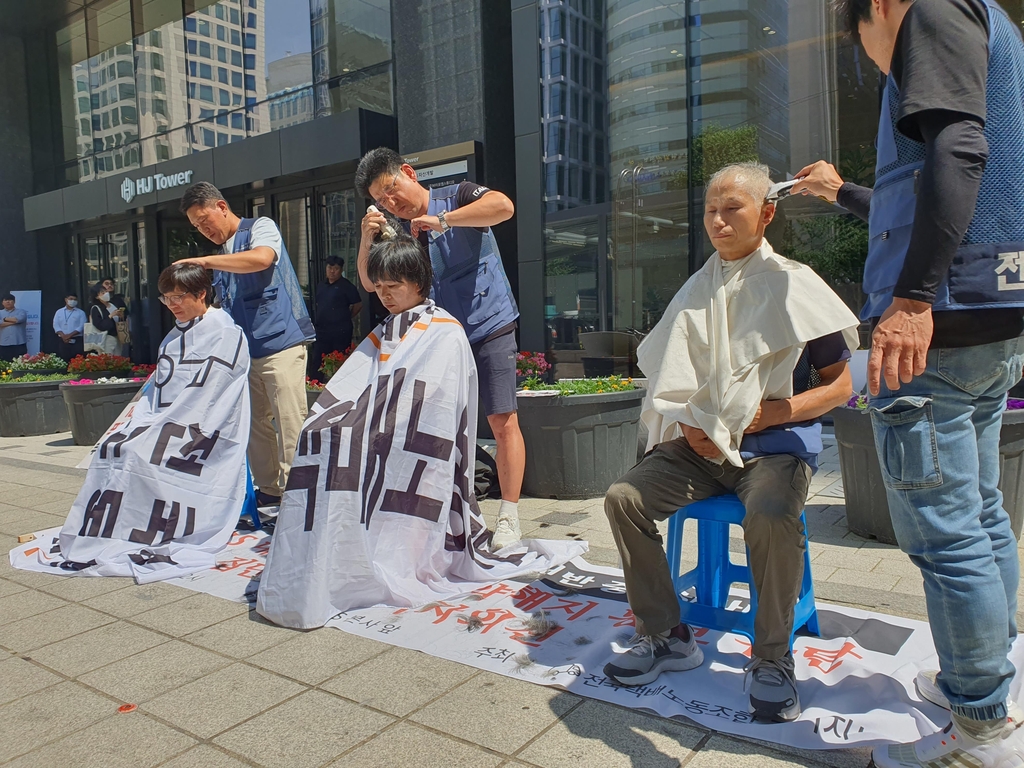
[68,353,133,379]
[9,352,67,375]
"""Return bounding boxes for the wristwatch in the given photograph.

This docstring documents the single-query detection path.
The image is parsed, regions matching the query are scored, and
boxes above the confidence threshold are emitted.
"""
[437,210,451,232]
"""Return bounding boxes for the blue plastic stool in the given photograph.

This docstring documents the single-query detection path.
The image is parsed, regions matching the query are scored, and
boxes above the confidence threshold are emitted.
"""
[239,460,261,531]
[665,494,819,645]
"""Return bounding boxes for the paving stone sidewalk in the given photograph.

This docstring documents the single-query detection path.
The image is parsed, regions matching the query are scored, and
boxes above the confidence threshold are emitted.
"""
[1,431,1019,767]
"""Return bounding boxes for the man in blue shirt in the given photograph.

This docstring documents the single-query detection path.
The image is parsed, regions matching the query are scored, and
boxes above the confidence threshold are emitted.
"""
[355,148,525,550]
[0,294,28,360]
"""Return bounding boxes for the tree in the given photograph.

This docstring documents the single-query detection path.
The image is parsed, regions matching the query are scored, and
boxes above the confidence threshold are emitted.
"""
[668,124,761,190]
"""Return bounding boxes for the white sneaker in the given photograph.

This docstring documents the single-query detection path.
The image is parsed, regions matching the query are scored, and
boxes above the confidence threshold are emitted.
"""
[916,670,1024,723]
[490,515,521,551]
[872,717,1024,768]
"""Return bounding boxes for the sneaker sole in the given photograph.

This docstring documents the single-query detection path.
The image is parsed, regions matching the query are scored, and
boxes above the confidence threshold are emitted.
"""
[749,694,801,724]
[606,645,705,687]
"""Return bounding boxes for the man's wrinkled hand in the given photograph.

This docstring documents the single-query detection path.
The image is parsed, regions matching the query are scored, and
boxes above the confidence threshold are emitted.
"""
[868,298,933,395]
[744,400,786,434]
[682,423,721,460]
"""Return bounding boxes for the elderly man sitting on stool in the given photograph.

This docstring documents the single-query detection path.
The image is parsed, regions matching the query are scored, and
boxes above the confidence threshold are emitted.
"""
[602,162,860,723]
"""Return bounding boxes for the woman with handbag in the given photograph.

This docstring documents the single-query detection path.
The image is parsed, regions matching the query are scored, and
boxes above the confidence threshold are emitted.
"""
[84,284,121,355]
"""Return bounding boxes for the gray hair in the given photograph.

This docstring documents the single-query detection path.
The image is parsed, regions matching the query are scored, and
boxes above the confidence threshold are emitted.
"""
[707,162,773,203]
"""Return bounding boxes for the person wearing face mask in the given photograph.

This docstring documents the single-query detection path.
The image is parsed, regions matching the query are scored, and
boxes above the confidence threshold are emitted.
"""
[88,284,121,355]
[53,294,86,362]
[177,181,315,510]
[0,294,28,360]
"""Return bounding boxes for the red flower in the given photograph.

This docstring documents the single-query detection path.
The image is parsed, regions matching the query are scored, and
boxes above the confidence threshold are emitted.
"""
[318,344,356,381]
[68,354,133,374]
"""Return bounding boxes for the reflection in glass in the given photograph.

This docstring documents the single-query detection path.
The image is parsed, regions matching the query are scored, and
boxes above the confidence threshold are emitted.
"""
[321,188,362,338]
[544,217,600,349]
[278,196,312,307]
[539,0,882,338]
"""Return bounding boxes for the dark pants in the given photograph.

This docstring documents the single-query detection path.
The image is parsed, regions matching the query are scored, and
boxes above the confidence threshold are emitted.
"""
[58,337,82,363]
[0,344,27,361]
[308,332,353,381]
[604,438,812,660]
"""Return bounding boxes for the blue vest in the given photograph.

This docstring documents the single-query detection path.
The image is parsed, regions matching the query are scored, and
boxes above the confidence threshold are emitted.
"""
[212,218,316,359]
[862,0,1024,321]
[426,185,519,344]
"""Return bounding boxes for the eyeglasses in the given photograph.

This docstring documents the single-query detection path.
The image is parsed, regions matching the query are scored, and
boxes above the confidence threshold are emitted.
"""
[159,292,190,306]
[375,174,401,208]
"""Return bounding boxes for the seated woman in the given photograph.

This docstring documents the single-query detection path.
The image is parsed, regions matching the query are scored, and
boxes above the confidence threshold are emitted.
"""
[16,263,251,583]
[257,236,584,629]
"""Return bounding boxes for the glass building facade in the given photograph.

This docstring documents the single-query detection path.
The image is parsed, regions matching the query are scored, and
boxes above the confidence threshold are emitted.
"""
[524,0,1024,355]
[50,0,394,188]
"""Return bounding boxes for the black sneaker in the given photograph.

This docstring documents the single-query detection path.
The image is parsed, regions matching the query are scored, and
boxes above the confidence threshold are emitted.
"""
[746,653,800,723]
[603,623,704,686]
[255,491,282,509]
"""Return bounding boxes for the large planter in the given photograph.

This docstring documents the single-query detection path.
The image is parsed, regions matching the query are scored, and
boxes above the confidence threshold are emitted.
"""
[61,381,144,446]
[0,381,70,437]
[518,388,645,499]
[68,370,125,380]
[307,389,322,412]
[9,369,65,379]
[832,406,1024,543]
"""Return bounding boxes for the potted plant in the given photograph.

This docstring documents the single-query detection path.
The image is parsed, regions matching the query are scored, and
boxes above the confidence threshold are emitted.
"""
[67,353,133,380]
[60,375,148,446]
[833,395,1024,543]
[516,375,645,499]
[306,376,325,411]
[318,346,355,382]
[0,367,72,437]
[516,351,552,387]
[8,352,67,379]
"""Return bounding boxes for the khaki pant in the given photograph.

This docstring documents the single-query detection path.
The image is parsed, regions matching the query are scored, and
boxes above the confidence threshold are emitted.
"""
[604,438,812,660]
[248,344,308,497]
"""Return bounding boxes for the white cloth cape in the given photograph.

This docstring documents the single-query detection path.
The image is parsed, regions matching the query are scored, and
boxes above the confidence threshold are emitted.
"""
[257,301,586,629]
[638,239,860,466]
[18,308,251,582]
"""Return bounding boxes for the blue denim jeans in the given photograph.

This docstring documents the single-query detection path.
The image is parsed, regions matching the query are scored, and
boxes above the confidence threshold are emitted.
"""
[869,336,1024,722]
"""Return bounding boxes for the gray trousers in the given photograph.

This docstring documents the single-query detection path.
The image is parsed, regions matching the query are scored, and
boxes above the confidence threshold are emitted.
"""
[604,438,812,660]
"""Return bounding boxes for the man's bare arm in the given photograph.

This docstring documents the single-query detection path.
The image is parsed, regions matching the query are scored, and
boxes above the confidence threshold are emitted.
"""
[179,246,276,274]
[745,361,854,433]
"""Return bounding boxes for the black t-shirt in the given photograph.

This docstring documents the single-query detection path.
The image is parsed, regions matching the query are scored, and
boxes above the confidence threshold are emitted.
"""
[314,277,361,336]
[838,0,1024,347]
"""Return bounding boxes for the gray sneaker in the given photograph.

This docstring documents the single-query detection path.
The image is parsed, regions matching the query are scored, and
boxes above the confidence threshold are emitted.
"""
[603,623,704,686]
[746,654,801,723]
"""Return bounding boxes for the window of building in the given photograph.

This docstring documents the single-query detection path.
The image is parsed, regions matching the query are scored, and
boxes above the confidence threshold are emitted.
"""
[232,71,243,88]
[200,107,214,120]
[151,76,164,92]
[217,25,226,41]
[200,84,214,102]
[231,29,241,46]
[550,47,563,78]
[244,53,255,70]
[218,46,227,62]
[245,74,256,92]
[581,169,591,200]
[197,19,210,36]
[187,39,198,55]
[231,112,244,129]
[199,41,212,58]
[200,63,212,79]
[550,83,566,116]
[571,53,580,83]
[220,89,230,105]
[218,67,229,84]
[243,33,256,49]
[231,50,242,67]
[550,8,563,39]
[202,127,215,147]
[570,90,579,119]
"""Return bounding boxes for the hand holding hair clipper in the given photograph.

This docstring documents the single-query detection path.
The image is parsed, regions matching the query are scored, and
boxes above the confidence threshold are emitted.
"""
[367,205,398,241]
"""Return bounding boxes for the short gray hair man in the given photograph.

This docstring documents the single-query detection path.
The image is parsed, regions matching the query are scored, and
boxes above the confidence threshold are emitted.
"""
[708,162,773,202]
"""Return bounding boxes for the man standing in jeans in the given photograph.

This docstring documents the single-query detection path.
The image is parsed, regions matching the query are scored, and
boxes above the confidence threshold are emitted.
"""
[354,148,525,550]
[179,182,316,509]
[795,0,1024,764]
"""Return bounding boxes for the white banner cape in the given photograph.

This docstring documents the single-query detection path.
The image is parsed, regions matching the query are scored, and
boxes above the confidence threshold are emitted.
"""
[13,308,250,582]
[257,301,586,628]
